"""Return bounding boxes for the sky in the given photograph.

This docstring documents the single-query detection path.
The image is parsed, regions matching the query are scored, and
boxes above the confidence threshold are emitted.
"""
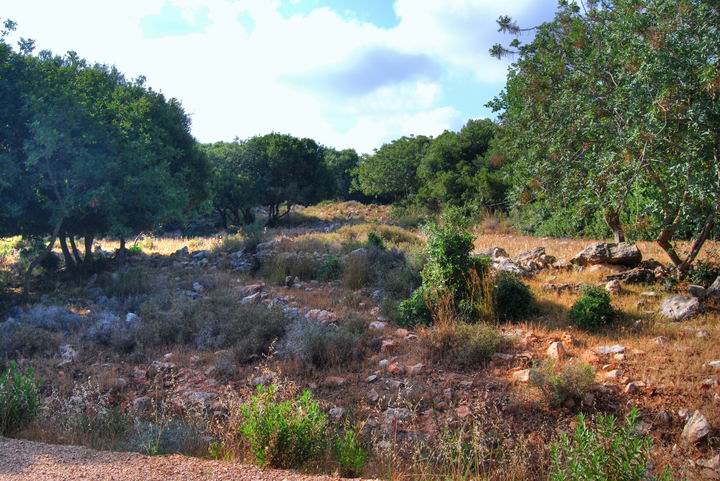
[3,0,558,153]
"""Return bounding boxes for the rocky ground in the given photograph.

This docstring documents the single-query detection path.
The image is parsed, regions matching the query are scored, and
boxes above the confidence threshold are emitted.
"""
[2,202,720,480]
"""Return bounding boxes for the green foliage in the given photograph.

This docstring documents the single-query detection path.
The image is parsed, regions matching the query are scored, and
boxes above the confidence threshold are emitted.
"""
[398,287,432,327]
[569,286,616,332]
[335,428,367,477]
[127,244,143,255]
[530,360,595,408]
[365,231,385,250]
[262,253,320,284]
[0,361,40,435]
[0,323,57,359]
[104,267,149,298]
[322,147,360,199]
[239,385,328,469]
[317,255,341,281]
[352,135,431,202]
[549,409,671,481]
[688,260,720,288]
[492,0,720,274]
[493,272,535,322]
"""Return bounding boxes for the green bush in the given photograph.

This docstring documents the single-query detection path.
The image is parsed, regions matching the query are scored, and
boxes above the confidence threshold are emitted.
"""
[493,272,535,322]
[239,385,327,469]
[398,287,432,327]
[530,360,595,408]
[381,265,421,299]
[262,252,320,284]
[568,286,615,331]
[549,409,672,481]
[335,428,367,477]
[688,260,720,288]
[128,244,143,255]
[317,255,341,281]
[104,267,149,297]
[0,361,40,435]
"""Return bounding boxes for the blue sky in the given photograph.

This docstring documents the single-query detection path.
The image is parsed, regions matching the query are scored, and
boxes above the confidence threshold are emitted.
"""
[3,0,558,152]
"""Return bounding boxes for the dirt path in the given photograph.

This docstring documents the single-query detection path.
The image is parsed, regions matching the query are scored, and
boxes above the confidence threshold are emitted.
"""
[0,437,349,481]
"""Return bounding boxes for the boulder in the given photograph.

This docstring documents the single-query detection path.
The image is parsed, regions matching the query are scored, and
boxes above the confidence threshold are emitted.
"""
[475,246,508,259]
[681,411,712,444]
[605,268,655,285]
[596,344,625,355]
[660,295,702,321]
[571,242,642,267]
[492,258,528,276]
[605,280,622,294]
[547,341,565,360]
[513,247,556,271]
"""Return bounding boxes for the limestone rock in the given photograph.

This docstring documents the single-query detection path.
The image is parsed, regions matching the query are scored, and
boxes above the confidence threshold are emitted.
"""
[681,411,711,444]
[571,242,642,267]
[660,295,702,321]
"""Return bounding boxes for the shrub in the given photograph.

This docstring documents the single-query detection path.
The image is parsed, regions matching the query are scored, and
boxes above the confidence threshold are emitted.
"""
[493,272,535,322]
[425,322,509,369]
[688,260,720,288]
[0,323,57,359]
[382,265,421,299]
[317,255,341,281]
[549,409,672,481]
[128,243,143,255]
[530,360,595,408]
[335,428,367,477]
[342,251,374,289]
[239,385,327,469]
[104,267,149,297]
[398,287,432,327]
[568,286,615,331]
[0,361,40,435]
[262,252,320,284]
[298,324,365,370]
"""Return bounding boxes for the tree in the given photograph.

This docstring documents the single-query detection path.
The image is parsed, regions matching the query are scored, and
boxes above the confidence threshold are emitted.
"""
[204,141,260,227]
[0,24,209,290]
[246,133,330,226]
[352,135,431,202]
[322,147,359,200]
[491,0,720,277]
[416,119,505,212]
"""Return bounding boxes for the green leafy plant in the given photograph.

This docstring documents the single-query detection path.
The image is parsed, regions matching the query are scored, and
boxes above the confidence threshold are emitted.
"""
[239,385,327,469]
[549,409,672,481]
[335,428,367,477]
[568,286,616,331]
[398,286,432,327]
[127,243,143,255]
[530,360,595,408]
[493,272,535,322]
[0,361,40,435]
[317,255,341,281]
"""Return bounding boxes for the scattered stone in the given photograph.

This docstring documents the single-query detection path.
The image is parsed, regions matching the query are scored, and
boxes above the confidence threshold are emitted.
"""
[324,376,347,387]
[704,360,720,370]
[58,344,78,363]
[251,372,275,386]
[306,309,338,323]
[381,340,398,354]
[407,363,424,376]
[660,295,702,321]
[653,336,669,345]
[237,283,263,298]
[596,344,625,355]
[624,381,646,394]
[367,389,379,404]
[492,257,528,276]
[606,369,621,379]
[571,242,642,267]
[173,246,190,258]
[131,396,152,412]
[369,321,387,331]
[240,292,261,305]
[475,246,508,259]
[697,455,720,472]
[387,362,404,375]
[656,411,673,428]
[192,282,204,293]
[378,359,389,369]
[384,407,411,422]
[547,341,565,360]
[689,284,708,299]
[681,411,712,444]
[367,374,378,383]
[395,328,409,338]
[455,405,472,418]
[605,280,622,294]
[329,407,345,420]
[640,291,659,298]
[512,369,531,383]
[491,352,514,362]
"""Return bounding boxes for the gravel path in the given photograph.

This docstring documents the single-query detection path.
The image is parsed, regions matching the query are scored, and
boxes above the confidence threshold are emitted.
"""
[0,437,350,481]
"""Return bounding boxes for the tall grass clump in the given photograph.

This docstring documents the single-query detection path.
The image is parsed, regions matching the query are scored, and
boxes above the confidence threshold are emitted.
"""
[0,361,40,435]
[549,409,673,481]
[530,360,595,408]
[239,385,327,469]
[335,428,367,477]
[493,272,535,322]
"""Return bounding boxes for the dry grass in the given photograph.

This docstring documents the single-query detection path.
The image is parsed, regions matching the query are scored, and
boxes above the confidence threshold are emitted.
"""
[300,201,392,224]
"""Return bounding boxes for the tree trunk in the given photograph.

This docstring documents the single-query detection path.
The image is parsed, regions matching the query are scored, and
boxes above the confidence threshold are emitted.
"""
[84,235,94,267]
[69,236,83,267]
[59,235,76,272]
[656,207,718,280]
[242,208,255,225]
[604,209,625,243]
[23,218,63,299]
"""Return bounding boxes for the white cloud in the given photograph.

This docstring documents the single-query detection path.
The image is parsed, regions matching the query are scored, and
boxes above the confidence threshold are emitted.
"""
[2,0,553,152]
